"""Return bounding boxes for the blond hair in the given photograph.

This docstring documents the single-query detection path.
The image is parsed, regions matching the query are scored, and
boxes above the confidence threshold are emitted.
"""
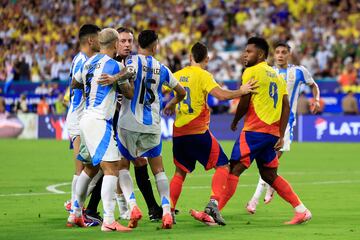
[99,28,119,49]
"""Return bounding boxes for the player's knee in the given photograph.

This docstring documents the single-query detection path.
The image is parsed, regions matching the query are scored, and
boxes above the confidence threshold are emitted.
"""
[119,158,130,170]
[259,170,277,186]
[133,157,147,167]
[229,161,245,176]
[175,166,187,179]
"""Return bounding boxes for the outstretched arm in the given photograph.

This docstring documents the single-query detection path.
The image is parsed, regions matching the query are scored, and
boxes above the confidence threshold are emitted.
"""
[210,78,258,100]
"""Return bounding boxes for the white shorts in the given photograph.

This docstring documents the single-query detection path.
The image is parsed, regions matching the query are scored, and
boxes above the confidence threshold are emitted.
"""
[66,111,81,138]
[79,115,121,166]
[118,128,162,160]
[280,124,293,152]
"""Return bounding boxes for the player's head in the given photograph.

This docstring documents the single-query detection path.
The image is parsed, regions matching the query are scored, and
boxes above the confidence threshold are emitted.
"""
[274,41,291,67]
[243,37,269,67]
[79,24,101,52]
[98,28,120,58]
[190,42,209,66]
[117,27,134,57]
[138,30,158,55]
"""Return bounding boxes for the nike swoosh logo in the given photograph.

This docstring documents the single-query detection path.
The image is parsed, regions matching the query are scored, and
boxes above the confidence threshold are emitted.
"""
[105,225,117,231]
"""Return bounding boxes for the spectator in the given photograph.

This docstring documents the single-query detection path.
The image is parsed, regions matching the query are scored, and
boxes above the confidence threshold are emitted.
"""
[35,83,49,95]
[15,94,29,113]
[338,62,358,88]
[297,91,310,115]
[13,57,31,81]
[342,91,359,115]
[37,96,49,115]
[54,93,67,115]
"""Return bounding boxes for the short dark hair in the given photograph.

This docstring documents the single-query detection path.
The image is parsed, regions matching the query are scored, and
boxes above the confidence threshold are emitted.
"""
[191,42,208,63]
[117,27,134,34]
[138,30,158,49]
[247,37,270,58]
[274,41,291,51]
[79,24,101,42]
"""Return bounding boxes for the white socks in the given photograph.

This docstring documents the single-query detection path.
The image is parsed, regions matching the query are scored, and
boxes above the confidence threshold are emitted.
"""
[86,169,104,196]
[73,171,92,217]
[115,193,128,216]
[101,175,117,225]
[71,175,79,210]
[155,172,170,215]
[251,177,268,203]
[119,169,137,211]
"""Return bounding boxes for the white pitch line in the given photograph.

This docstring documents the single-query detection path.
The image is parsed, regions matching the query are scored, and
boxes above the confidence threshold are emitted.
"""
[0,179,360,198]
[46,182,70,194]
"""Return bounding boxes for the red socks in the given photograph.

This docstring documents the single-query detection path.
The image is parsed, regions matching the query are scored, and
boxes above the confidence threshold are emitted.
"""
[210,167,229,202]
[271,176,301,208]
[170,174,184,211]
[218,174,239,210]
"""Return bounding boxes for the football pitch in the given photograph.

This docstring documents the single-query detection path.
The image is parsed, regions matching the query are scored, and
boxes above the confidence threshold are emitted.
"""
[0,139,359,240]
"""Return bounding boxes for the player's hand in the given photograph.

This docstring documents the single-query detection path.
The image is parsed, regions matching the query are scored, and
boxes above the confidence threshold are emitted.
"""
[98,74,116,86]
[274,137,284,151]
[163,103,176,116]
[240,78,258,95]
[310,101,320,114]
[231,121,238,131]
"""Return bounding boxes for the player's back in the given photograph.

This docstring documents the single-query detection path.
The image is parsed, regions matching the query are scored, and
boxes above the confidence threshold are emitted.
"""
[81,53,122,120]
[173,66,219,137]
[67,52,88,115]
[242,62,287,137]
[119,54,178,134]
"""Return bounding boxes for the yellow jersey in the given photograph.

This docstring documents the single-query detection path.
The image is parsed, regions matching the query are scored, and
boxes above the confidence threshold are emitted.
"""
[242,62,288,137]
[173,66,219,137]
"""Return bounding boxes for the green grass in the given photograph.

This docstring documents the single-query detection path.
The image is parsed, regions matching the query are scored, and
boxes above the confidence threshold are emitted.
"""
[0,139,359,240]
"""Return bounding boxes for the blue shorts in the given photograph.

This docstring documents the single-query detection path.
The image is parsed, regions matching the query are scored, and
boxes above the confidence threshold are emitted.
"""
[173,130,228,173]
[230,131,279,168]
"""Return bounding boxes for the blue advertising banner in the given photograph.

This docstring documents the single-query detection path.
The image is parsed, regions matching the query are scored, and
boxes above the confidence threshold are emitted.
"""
[298,115,360,142]
[38,115,68,140]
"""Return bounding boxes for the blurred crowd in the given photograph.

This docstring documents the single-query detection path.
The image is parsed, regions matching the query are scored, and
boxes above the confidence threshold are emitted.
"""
[1,0,360,90]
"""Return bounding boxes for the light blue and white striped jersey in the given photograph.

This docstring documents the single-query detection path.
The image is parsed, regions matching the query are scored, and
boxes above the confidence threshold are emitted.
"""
[78,53,123,120]
[119,54,178,134]
[273,64,315,129]
[66,52,88,135]
[67,52,88,116]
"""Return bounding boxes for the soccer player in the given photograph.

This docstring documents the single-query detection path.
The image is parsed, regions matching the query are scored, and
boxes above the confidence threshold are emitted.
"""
[64,23,101,226]
[92,27,163,221]
[116,30,186,229]
[113,27,163,221]
[219,37,312,225]
[70,28,134,232]
[245,41,320,214]
[168,42,257,226]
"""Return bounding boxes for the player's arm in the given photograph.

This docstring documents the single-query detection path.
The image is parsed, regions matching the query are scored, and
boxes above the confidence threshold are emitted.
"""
[118,79,134,99]
[274,94,290,150]
[309,82,320,114]
[71,78,83,89]
[97,66,135,86]
[301,66,321,114]
[231,94,251,131]
[163,83,186,116]
[210,78,257,100]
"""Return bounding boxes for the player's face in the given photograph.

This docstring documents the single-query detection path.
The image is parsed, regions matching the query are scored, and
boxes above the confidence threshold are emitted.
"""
[90,34,100,52]
[243,44,258,67]
[274,46,290,66]
[117,32,133,57]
